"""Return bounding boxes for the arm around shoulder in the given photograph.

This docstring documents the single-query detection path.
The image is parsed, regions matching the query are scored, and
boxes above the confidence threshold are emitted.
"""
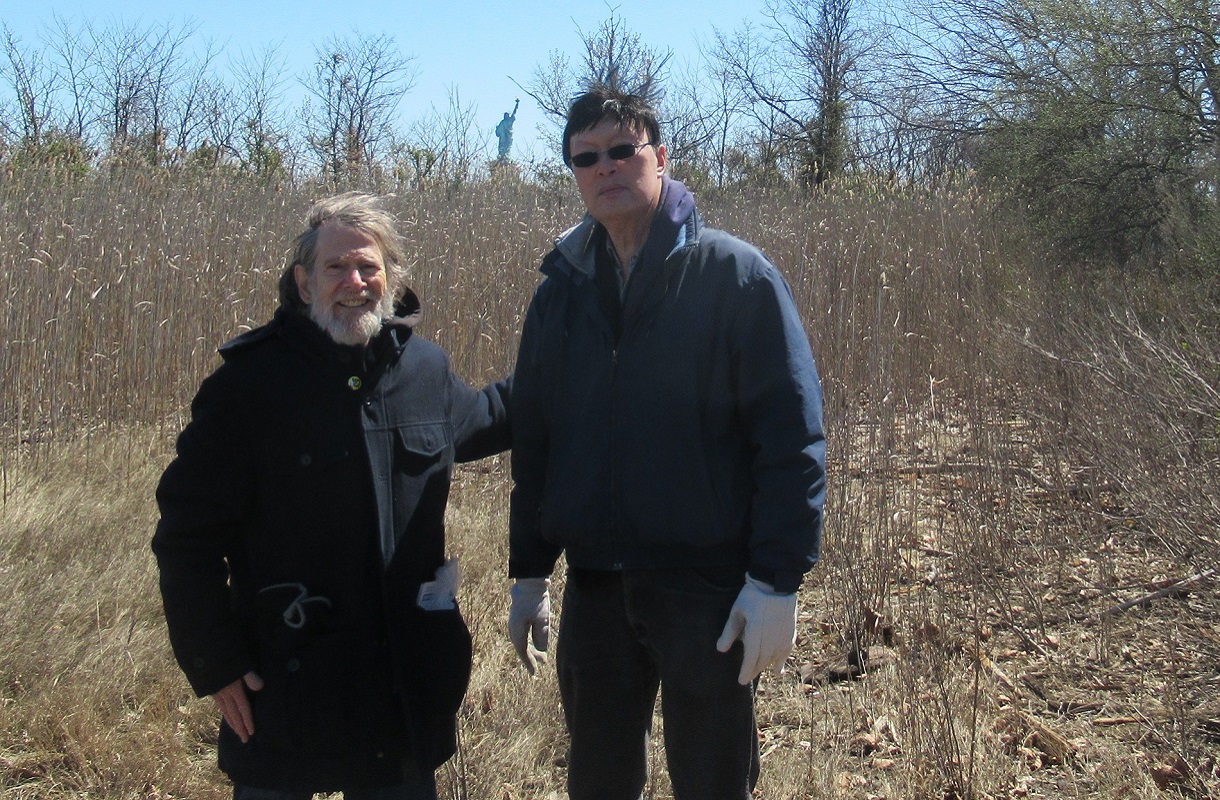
[451,371,512,462]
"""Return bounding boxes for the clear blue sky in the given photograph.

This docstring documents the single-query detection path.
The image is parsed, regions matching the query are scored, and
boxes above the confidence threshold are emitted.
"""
[1,0,765,158]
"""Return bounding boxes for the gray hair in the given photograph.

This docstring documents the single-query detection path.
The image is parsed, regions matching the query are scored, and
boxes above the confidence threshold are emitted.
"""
[278,192,409,311]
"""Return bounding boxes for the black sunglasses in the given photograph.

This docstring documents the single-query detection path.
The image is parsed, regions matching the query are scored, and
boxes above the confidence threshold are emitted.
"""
[570,142,656,169]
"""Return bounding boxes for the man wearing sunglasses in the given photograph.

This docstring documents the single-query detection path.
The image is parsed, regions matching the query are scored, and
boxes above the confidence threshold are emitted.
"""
[507,83,826,799]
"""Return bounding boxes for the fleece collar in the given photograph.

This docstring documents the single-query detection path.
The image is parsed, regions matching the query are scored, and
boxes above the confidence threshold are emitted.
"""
[550,176,698,280]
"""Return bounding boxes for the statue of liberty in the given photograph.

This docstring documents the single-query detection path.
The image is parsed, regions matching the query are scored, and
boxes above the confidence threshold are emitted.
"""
[495,98,520,160]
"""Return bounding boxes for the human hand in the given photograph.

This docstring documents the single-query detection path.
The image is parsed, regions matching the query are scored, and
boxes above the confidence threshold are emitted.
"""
[211,671,264,743]
[508,577,551,675]
[715,576,798,685]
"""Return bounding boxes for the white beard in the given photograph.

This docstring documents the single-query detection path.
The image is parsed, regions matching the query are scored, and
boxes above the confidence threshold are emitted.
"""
[308,293,395,346]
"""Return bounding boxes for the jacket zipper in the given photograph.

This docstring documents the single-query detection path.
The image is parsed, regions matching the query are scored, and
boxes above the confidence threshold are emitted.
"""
[609,342,622,570]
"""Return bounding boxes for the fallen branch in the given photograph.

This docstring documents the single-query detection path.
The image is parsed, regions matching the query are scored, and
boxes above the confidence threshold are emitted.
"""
[975,646,1024,700]
[893,462,1052,490]
[1101,569,1216,617]
[845,461,1059,492]
[1006,709,1075,764]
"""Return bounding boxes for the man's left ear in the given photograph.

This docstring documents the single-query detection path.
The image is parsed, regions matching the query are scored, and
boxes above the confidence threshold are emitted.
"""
[656,144,668,175]
[294,263,313,304]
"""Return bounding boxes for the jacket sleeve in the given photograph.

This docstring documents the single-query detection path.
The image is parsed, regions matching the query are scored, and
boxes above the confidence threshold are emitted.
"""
[450,370,512,462]
[151,365,258,697]
[733,263,826,594]
[507,281,564,579]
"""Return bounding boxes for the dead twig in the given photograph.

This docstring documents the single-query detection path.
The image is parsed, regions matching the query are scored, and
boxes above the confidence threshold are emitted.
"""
[892,462,1052,490]
[1101,568,1216,618]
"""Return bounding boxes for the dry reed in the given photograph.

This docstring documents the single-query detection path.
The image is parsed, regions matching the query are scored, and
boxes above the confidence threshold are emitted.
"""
[2,166,1217,799]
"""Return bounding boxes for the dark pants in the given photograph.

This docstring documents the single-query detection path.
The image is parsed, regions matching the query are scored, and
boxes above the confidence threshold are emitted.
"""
[232,775,437,800]
[557,568,760,800]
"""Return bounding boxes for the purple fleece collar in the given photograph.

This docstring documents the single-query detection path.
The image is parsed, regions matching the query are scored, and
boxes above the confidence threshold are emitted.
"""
[658,176,696,229]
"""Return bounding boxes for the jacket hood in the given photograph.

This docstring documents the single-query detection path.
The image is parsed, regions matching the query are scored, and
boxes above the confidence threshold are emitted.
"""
[386,288,422,329]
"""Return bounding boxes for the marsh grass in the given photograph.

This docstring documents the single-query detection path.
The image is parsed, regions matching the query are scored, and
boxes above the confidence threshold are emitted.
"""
[2,166,1218,798]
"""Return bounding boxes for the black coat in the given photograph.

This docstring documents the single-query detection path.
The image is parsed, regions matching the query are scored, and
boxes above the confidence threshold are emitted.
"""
[152,298,510,791]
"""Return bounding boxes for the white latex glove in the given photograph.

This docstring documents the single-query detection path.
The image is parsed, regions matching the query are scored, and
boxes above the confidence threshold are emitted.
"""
[508,577,551,675]
[715,575,798,685]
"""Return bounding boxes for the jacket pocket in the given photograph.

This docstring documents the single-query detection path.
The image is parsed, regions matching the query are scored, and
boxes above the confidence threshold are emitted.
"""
[394,422,453,475]
[249,584,397,754]
[390,601,472,719]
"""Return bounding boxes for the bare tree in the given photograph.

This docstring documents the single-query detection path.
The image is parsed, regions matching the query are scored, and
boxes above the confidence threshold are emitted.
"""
[657,68,715,163]
[163,38,224,161]
[302,33,418,182]
[183,75,242,169]
[402,85,487,188]
[0,26,61,147]
[684,45,755,189]
[45,14,96,146]
[231,43,291,177]
[711,0,873,188]
[522,9,672,157]
[705,22,798,185]
[85,18,197,162]
[889,0,1220,262]
[787,0,854,185]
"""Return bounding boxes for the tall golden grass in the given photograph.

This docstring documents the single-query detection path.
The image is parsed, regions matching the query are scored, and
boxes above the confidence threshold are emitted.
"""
[2,166,1218,799]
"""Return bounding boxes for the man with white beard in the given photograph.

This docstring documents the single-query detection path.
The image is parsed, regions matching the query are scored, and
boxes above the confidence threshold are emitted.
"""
[153,192,510,800]
[296,216,398,346]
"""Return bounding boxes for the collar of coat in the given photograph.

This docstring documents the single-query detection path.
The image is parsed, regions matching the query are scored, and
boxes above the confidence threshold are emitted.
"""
[219,287,423,361]
[547,176,699,282]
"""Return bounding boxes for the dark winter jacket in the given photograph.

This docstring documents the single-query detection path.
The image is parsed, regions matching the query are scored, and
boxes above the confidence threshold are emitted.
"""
[509,178,825,594]
[152,293,509,791]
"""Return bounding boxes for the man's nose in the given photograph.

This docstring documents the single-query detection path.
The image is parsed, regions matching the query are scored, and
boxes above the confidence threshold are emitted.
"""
[339,266,366,288]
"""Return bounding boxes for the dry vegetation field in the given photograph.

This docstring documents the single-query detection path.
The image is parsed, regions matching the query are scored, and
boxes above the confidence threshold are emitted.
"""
[2,167,1219,799]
